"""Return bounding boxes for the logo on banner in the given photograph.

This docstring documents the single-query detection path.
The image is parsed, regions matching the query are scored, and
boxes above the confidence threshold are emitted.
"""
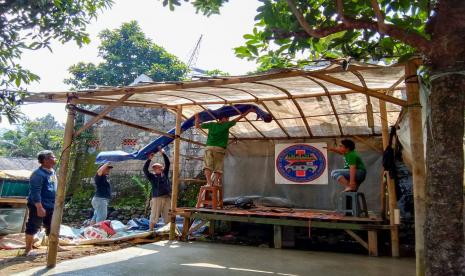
[276,144,326,183]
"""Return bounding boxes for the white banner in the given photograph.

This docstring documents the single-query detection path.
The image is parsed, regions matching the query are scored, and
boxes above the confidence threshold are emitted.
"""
[275,143,328,185]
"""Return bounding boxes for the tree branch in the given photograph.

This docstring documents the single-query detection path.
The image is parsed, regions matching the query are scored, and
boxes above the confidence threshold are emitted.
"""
[370,0,386,32]
[285,0,431,55]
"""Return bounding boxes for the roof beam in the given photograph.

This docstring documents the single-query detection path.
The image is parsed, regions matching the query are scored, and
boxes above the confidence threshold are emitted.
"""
[73,106,206,147]
[229,104,266,138]
[312,74,407,107]
[350,70,375,134]
[74,93,133,137]
[260,101,290,138]
[303,76,344,136]
[253,81,313,138]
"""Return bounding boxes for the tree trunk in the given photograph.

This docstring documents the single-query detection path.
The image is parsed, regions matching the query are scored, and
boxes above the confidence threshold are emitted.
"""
[425,73,465,275]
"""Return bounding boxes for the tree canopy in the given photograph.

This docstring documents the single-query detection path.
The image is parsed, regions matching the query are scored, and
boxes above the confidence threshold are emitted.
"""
[0,0,112,123]
[65,21,188,89]
[0,114,64,158]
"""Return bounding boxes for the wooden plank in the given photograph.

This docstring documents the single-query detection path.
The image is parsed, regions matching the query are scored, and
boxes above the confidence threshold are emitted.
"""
[274,225,282,249]
[169,105,182,240]
[234,133,381,141]
[345,229,368,250]
[406,58,426,275]
[182,217,191,241]
[46,107,75,268]
[189,212,392,230]
[368,230,379,257]
[0,198,27,204]
[74,93,133,137]
[312,74,407,107]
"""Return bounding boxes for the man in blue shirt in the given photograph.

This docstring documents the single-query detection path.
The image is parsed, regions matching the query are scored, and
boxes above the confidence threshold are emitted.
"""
[143,147,171,231]
[25,150,58,256]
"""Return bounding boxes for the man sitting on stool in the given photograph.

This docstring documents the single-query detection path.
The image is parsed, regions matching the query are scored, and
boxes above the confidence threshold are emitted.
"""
[327,139,366,192]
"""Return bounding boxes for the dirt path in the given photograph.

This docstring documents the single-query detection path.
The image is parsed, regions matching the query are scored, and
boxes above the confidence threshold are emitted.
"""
[0,242,134,275]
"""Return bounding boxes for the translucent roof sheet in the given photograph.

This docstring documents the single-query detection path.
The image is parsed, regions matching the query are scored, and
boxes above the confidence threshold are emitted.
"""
[25,62,407,139]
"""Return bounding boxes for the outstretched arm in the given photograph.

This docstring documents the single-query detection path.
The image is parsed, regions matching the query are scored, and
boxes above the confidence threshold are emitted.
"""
[233,108,253,123]
[195,113,201,129]
[160,148,170,175]
[97,163,110,176]
[143,153,154,177]
[325,146,344,155]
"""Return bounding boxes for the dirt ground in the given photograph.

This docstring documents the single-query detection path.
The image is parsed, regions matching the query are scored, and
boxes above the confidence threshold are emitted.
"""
[0,242,135,275]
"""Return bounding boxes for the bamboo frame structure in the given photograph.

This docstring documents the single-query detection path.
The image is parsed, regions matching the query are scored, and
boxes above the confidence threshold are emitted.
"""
[30,62,420,266]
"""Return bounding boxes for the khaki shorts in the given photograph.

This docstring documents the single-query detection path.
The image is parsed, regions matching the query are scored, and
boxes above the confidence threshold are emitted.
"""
[204,146,226,173]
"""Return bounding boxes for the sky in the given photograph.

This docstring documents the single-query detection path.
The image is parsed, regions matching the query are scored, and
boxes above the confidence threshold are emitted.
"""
[1,0,260,127]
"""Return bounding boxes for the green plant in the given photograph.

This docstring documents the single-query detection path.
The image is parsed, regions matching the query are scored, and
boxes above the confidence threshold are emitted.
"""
[131,175,152,215]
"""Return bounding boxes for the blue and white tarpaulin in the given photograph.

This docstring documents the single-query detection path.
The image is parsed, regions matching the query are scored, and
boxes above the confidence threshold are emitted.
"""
[96,104,272,163]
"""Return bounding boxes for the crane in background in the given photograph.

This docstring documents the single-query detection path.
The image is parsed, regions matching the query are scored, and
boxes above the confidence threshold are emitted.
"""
[185,35,207,79]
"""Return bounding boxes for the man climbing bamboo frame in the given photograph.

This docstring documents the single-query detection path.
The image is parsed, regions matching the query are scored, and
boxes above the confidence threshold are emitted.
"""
[195,109,252,186]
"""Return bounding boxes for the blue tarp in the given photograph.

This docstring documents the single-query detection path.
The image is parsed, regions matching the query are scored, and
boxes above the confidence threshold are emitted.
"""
[96,104,272,163]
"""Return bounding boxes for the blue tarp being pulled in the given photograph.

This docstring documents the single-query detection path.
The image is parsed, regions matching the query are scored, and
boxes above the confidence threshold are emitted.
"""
[96,104,272,163]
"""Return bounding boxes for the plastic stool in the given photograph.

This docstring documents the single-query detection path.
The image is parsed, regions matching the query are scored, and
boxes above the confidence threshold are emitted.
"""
[196,185,223,209]
[336,192,368,217]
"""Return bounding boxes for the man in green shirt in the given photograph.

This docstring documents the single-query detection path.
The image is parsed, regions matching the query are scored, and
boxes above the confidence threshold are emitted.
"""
[326,139,366,192]
[195,110,251,186]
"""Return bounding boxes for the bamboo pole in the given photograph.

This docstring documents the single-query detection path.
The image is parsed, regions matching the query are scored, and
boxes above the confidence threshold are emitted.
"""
[46,106,75,268]
[72,106,206,147]
[169,105,182,240]
[74,93,133,137]
[312,74,407,107]
[380,99,400,257]
[405,58,425,276]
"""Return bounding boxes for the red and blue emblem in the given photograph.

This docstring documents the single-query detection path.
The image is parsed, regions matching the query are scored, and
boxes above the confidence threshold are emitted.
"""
[276,144,326,183]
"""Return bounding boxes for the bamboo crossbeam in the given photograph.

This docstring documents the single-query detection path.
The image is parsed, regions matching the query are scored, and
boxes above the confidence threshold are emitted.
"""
[350,70,376,134]
[232,133,381,141]
[180,154,204,161]
[73,106,206,147]
[312,74,407,107]
[74,93,133,137]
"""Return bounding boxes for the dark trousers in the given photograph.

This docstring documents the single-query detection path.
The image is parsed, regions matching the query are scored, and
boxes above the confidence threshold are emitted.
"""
[25,203,53,236]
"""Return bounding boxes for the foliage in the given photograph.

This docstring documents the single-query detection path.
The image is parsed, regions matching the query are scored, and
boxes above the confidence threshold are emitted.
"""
[0,0,112,123]
[165,0,432,70]
[204,69,230,76]
[0,114,64,157]
[131,175,152,215]
[178,182,203,207]
[65,21,188,89]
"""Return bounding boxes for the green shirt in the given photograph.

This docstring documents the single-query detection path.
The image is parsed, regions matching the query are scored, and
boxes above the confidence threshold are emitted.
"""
[201,121,236,148]
[343,150,366,170]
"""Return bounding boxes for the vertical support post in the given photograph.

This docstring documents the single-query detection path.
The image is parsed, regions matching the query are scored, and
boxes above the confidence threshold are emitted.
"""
[46,106,75,268]
[368,230,379,257]
[406,59,426,276]
[379,99,399,257]
[169,105,182,240]
[273,225,282,249]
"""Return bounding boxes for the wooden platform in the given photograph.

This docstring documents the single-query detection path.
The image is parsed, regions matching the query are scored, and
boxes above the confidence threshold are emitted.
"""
[178,206,391,257]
